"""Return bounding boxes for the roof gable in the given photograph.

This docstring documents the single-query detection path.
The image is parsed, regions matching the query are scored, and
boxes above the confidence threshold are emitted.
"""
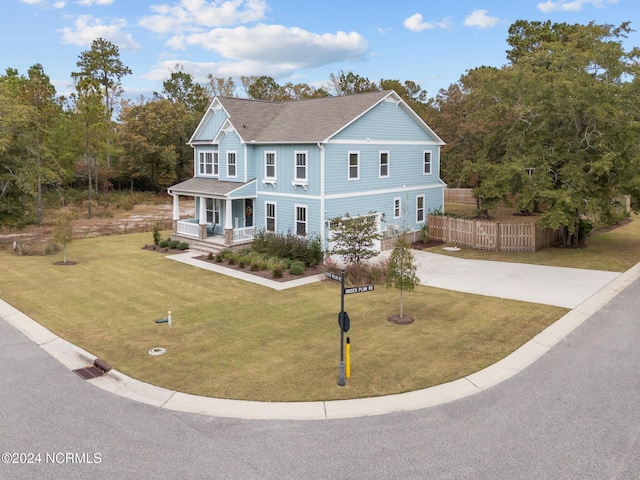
[192,90,443,145]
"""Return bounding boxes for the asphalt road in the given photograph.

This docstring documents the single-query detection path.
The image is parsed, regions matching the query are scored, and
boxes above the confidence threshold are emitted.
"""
[1,278,639,480]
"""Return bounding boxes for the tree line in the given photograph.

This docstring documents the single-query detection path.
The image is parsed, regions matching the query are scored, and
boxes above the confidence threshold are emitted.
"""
[1,19,639,237]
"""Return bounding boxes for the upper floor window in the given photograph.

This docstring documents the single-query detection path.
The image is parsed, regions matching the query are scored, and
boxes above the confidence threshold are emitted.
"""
[295,152,307,181]
[348,152,359,180]
[213,152,219,176]
[379,151,389,178]
[394,197,401,218]
[416,195,425,223]
[423,151,432,175]
[199,152,213,175]
[265,152,276,180]
[227,151,237,177]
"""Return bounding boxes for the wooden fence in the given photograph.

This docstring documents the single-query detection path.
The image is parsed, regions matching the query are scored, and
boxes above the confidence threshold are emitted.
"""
[444,188,476,204]
[427,215,561,252]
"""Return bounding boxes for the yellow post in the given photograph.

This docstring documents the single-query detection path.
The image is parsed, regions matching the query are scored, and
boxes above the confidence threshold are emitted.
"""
[345,337,351,378]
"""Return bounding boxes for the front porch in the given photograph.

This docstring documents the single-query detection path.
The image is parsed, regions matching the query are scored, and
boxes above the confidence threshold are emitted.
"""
[172,218,254,253]
[168,177,258,254]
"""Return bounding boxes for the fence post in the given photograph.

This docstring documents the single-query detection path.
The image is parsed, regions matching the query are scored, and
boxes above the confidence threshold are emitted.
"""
[495,222,500,251]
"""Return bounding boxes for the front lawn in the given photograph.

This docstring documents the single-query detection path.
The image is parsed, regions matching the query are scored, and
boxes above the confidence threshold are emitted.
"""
[0,232,567,401]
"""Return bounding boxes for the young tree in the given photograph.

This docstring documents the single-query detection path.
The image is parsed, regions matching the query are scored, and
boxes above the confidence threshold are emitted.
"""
[328,213,383,268]
[385,233,419,320]
[53,208,74,264]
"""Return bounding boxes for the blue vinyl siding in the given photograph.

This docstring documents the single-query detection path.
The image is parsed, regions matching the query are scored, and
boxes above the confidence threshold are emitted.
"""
[194,107,227,141]
[218,131,244,182]
[254,143,322,197]
[333,101,439,143]
[254,193,321,236]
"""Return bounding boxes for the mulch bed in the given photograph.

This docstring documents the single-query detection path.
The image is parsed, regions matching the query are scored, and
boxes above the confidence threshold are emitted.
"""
[410,239,445,250]
[387,314,415,325]
[195,255,325,283]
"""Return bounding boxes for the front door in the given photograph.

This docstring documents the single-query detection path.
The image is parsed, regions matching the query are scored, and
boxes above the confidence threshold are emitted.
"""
[245,199,253,227]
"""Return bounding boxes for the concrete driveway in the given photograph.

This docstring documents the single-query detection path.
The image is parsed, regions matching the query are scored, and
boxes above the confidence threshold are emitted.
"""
[400,250,621,308]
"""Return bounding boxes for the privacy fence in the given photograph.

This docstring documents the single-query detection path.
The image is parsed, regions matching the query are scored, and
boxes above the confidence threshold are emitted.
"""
[427,215,561,252]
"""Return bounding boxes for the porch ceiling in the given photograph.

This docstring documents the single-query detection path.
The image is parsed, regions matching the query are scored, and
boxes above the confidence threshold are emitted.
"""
[169,178,254,197]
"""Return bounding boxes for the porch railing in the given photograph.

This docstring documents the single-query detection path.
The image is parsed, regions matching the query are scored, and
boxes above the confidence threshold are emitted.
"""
[233,226,254,242]
[176,218,200,237]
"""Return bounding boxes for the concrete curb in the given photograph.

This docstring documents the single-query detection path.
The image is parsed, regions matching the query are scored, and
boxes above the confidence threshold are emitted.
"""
[3,261,640,420]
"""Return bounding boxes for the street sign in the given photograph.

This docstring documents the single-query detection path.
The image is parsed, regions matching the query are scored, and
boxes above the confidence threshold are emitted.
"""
[343,285,374,295]
[338,311,350,333]
[325,271,343,282]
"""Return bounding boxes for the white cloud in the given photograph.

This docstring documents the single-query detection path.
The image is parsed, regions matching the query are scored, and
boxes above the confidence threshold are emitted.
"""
[20,0,65,6]
[537,0,619,12]
[169,24,367,68]
[403,13,435,32]
[58,15,141,50]
[77,0,114,5]
[463,9,499,28]
[139,0,268,34]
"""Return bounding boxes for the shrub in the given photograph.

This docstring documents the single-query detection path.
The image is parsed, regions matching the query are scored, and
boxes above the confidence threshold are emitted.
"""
[227,256,236,265]
[289,263,305,275]
[250,262,261,271]
[169,240,180,249]
[152,224,162,245]
[207,252,214,260]
[158,239,170,248]
[272,265,284,278]
[176,242,189,250]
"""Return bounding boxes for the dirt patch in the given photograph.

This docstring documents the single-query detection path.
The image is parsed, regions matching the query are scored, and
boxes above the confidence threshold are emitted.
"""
[387,314,415,325]
[53,261,77,266]
[0,202,194,248]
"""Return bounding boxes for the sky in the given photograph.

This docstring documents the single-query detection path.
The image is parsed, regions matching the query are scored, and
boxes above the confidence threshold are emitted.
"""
[2,0,638,101]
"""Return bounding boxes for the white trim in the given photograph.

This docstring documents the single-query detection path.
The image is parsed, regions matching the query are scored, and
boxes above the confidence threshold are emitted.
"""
[258,191,321,200]
[324,183,442,200]
[379,150,390,178]
[327,139,441,146]
[348,151,360,181]
[227,151,237,178]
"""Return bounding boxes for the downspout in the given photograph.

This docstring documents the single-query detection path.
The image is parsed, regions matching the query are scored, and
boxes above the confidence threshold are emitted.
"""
[318,142,326,252]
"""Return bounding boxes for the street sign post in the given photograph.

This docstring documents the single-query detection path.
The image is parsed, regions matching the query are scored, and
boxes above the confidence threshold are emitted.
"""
[343,285,374,295]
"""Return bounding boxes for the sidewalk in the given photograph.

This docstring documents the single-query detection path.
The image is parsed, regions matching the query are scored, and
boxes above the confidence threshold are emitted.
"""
[2,254,637,420]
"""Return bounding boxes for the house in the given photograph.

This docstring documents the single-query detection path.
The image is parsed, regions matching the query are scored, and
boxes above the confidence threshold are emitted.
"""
[167,90,446,254]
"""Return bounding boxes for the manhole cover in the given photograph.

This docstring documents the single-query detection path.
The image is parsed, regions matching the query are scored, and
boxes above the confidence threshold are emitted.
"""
[148,347,167,356]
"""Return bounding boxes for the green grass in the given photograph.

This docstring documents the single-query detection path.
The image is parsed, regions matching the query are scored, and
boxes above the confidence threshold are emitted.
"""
[0,231,568,402]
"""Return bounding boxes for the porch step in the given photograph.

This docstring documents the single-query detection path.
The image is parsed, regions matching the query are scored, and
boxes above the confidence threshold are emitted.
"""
[171,234,227,257]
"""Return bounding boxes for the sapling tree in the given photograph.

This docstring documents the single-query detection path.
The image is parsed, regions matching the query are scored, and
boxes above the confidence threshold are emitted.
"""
[328,212,382,268]
[53,208,74,264]
[385,233,419,319]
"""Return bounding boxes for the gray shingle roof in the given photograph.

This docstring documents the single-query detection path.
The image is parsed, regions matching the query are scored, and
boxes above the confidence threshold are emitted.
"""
[217,90,394,143]
[168,177,253,197]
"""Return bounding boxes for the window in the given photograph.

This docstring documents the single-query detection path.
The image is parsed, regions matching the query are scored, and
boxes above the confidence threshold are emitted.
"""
[295,205,307,236]
[295,152,307,181]
[205,198,220,225]
[379,151,389,177]
[227,151,237,177]
[266,202,276,232]
[199,152,213,175]
[394,198,401,219]
[423,151,432,175]
[265,152,276,179]
[416,195,425,223]
[213,152,219,176]
[348,152,359,180]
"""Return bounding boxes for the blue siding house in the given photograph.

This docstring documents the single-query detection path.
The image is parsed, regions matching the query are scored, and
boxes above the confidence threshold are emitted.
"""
[168,90,445,252]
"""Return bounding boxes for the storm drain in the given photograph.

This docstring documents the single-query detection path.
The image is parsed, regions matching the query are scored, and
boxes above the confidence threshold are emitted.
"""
[73,358,112,380]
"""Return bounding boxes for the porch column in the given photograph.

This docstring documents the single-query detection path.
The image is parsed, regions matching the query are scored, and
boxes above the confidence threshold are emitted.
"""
[198,197,207,239]
[224,199,233,245]
[172,193,180,220]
